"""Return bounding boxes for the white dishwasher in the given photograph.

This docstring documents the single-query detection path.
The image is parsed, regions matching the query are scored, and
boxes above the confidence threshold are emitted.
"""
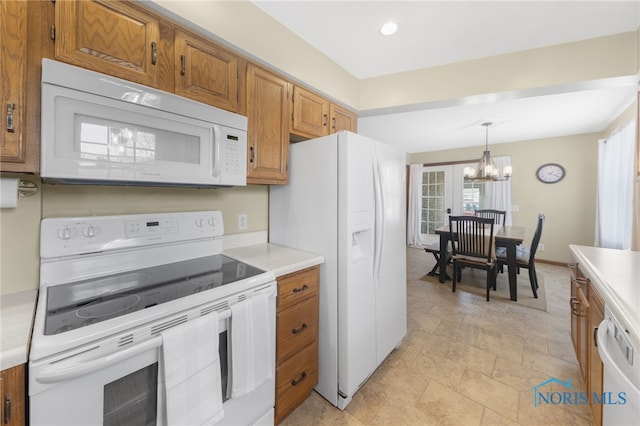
[597,305,640,425]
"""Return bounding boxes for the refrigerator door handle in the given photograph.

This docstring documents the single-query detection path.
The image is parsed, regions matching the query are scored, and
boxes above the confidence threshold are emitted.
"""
[373,160,385,282]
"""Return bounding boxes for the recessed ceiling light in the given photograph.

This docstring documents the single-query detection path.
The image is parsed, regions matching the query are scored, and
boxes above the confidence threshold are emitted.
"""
[380,22,398,36]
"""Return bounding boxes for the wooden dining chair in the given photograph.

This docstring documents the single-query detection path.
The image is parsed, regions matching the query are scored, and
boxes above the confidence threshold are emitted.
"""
[497,214,545,298]
[474,209,506,225]
[448,216,497,301]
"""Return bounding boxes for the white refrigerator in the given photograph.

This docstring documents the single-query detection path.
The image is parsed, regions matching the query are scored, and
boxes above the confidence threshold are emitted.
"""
[269,131,407,409]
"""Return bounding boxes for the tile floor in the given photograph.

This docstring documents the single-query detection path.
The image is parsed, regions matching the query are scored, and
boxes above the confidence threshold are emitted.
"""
[280,247,592,425]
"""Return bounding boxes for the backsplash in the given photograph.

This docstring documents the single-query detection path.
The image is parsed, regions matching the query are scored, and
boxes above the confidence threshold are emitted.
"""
[0,177,268,295]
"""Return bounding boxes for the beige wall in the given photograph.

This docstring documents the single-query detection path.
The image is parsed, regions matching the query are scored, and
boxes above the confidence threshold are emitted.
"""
[0,175,42,295]
[2,2,638,295]
[410,133,598,263]
[150,0,359,108]
[152,1,638,112]
[359,32,638,110]
[0,181,267,295]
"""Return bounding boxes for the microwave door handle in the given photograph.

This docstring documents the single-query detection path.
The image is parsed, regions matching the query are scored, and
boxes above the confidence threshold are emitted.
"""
[212,125,222,178]
[34,335,163,384]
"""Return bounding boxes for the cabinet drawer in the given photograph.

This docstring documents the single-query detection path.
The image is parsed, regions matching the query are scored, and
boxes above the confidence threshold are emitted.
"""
[277,296,318,362]
[277,267,319,311]
[275,342,318,423]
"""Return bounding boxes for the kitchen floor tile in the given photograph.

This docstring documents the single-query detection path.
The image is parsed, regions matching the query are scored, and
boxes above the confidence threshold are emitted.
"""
[278,248,593,426]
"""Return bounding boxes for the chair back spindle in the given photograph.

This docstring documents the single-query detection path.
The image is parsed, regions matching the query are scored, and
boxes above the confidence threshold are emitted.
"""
[474,209,506,225]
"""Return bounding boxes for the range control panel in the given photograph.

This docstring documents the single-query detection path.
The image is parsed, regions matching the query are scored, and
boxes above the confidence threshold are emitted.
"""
[41,211,223,258]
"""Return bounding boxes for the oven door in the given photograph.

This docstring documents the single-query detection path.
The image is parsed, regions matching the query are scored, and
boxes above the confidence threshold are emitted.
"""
[30,321,235,425]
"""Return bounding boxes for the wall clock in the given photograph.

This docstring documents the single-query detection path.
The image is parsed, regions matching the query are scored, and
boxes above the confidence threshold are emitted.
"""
[536,163,565,184]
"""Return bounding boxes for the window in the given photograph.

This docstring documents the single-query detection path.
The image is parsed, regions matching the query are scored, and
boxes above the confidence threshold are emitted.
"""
[462,182,485,215]
[420,170,445,234]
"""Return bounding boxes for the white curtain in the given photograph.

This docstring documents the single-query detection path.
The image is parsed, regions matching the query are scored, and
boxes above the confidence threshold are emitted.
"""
[595,120,636,249]
[407,164,423,246]
[482,156,513,225]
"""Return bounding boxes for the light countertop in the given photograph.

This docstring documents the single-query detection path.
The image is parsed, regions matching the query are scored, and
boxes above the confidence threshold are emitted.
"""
[0,289,38,370]
[224,243,324,277]
[0,243,321,370]
[569,245,640,350]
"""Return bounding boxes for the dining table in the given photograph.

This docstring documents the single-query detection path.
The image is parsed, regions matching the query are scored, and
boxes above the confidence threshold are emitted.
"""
[434,224,526,301]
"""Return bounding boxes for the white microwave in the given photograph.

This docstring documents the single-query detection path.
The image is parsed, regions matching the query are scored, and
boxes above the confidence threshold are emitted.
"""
[40,59,247,187]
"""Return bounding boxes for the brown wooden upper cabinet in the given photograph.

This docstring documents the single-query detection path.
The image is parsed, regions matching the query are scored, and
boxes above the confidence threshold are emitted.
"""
[290,85,357,140]
[174,30,242,113]
[246,64,290,185]
[330,103,357,134]
[291,86,330,139]
[55,0,160,88]
[1,0,27,167]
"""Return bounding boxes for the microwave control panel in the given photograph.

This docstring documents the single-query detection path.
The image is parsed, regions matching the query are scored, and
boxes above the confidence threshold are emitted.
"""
[219,128,247,185]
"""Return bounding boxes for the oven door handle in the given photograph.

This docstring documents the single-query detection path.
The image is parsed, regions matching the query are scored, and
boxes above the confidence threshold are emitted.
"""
[35,335,163,384]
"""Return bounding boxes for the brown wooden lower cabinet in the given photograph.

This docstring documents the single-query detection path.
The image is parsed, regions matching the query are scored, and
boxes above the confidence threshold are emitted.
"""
[0,364,26,426]
[275,266,319,424]
[570,263,605,426]
[588,285,605,426]
[275,342,318,422]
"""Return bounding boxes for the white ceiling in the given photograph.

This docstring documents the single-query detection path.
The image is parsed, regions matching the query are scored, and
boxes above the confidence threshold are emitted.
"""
[252,0,640,153]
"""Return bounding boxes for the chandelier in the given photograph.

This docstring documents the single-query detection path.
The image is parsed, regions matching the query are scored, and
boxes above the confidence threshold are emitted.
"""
[463,122,512,182]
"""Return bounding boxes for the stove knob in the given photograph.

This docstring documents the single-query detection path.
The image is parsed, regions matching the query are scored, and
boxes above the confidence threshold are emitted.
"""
[82,225,95,238]
[195,218,205,227]
[208,217,216,227]
[57,227,72,241]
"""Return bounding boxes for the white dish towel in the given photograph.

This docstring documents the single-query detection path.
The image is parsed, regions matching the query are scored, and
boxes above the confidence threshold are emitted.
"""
[230,293,274,398]
[160,312,224,425]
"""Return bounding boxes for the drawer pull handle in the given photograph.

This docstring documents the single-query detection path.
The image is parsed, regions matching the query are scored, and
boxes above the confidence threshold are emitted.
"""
[291,323,308,335]
[180,55,186,76]
[291,371,307,386]
[6,103,15,132]
[151,42,157,65]
[593,326,599,348]
[293,284,308,293]
[4,395,11,423]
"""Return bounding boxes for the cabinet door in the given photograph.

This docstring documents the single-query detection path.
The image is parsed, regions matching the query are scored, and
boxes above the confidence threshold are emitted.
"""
[589,288,605,426]
[0,0,27,165]
[174,30,241,112]
[330,103,357,133]
[291,86,329,139]
[570,275,579,354]
[576,286,590,381]
[246,64,290,184]
[55,0,160,87]
[0,364,26,426]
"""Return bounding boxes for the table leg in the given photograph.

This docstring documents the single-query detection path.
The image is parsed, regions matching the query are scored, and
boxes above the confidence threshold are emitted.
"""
[507,242,518,301]
[438,233,449,283]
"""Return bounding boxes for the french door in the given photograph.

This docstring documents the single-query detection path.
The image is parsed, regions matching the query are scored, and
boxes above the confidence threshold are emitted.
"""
[420,163,482,243]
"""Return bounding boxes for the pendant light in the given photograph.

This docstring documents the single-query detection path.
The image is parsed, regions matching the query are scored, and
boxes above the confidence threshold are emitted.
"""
[463,122,512,182]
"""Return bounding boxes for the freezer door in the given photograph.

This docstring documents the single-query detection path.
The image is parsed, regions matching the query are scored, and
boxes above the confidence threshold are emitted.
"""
[336,132,376,408]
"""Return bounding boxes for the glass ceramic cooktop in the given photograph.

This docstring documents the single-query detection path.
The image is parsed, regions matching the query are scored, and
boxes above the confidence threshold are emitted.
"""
[44,254,265,335]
